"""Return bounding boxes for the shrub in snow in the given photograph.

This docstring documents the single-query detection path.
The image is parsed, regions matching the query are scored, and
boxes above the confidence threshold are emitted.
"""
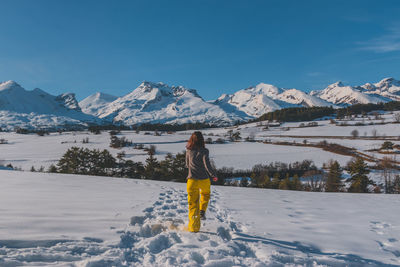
[351,129,359,138]
[381,141,394,150]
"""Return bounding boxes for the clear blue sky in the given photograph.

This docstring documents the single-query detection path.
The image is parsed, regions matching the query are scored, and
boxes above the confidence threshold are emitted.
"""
[1,0,400,100]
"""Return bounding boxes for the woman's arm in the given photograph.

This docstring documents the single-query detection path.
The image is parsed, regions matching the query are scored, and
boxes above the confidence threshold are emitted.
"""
[203,149,217,178]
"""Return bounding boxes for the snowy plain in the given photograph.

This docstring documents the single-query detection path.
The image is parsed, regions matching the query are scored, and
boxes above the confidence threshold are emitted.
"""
[3,114,400,172]
[0,170,399,266]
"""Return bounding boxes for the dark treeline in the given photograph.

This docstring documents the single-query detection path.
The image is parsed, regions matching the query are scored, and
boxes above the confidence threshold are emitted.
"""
[217,160,317,182]
[131,122,222,132]
[336,101,400,119]
[49,147,189,183]
[89,122,222,133]
[255,101,400,123]
[48,147,320,189]
[256,106,335,122]
[45,147,400,193]
[10,122,222,135]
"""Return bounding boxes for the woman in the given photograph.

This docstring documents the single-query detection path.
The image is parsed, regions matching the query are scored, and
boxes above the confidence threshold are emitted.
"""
[185,131,218,233]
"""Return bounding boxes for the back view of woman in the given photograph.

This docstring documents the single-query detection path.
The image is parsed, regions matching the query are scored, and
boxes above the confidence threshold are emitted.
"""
[186,131,218,232]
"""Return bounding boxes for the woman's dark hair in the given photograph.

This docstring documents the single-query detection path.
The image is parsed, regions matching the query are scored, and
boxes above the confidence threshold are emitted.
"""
[186,131,205,150]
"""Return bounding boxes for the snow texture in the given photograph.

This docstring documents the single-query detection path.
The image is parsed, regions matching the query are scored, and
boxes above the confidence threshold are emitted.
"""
[0,170,399,266]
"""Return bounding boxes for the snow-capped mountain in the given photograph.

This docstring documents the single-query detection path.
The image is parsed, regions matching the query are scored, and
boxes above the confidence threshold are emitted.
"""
[1,77,399,130]
[92,81,250,125]
[360,77,400,101]
[214,83,333,118]
[79,92,118,117]
[310,81,389,105]
[0,80,99,130]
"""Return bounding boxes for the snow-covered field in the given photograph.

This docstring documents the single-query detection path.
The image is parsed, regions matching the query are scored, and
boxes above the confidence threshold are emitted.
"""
[1,114,400,173]
[0,129,355,171]
[0,170,399,266]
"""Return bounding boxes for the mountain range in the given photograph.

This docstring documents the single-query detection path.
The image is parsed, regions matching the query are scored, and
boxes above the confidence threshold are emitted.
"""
[0,78,399,130]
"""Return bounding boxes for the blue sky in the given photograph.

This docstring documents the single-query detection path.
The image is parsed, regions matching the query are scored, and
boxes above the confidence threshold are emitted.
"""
[1,0,400,100]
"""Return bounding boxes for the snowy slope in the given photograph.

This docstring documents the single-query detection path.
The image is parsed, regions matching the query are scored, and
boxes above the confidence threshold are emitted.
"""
[214,83,333,118]
[311,81,390,105]
[95,81,249,125]
[277,88,333,107]
[361,77,400,101]
[0,81,100,130]
[0,170,399,266]
[79,92,118,117]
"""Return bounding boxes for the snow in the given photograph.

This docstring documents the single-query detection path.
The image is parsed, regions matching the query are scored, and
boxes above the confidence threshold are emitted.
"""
[1,78,400,129]
[0,81,100,130]
[0,129,354,171]
[93,81,247,125]
[313,81,388,105]
[1,170,399,266]
[1,112,399,171]
[79,92,118,117]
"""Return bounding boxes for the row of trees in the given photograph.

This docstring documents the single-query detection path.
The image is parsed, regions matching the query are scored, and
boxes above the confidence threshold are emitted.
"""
[336,102,400,119]
[238,158,396,193]
[50,146,189,182]
[48,146,399,193]
[256,106,335,122]
[255,101,400,123]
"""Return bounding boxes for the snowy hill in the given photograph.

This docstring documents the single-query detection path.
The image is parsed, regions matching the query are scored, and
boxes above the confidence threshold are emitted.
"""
[214,83,333,117]
[1,170,399,266]
[79,92,118,117]
[92,81,250,125]
[311,81,389,105]
[0,80,100,130]
[361,77,400,101]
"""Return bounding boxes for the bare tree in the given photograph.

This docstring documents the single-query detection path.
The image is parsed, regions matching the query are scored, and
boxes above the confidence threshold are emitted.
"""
[371,129,378,138]
[303,170,325,192]
[394,113,400,123]
[379,157,395,193]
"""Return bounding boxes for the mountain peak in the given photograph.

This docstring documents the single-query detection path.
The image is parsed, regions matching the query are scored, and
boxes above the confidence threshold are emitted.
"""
[134,81,200,99]
[376,77,399,87]
[330,81,344,87]
[0,80,23,91]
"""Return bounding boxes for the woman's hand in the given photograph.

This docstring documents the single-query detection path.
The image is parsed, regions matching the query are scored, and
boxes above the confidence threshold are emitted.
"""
[212,177,218,182]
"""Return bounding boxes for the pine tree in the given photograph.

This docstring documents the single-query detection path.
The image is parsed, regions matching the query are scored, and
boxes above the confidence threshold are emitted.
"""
[172,152,187,182]
[144,149,160,180]
[159,153,174,181]
[347,158,372,193]
[47,164,58,173]
[291,174,302,191]
[271,173,280,189]
[260,174,271,188]
[124,160,145,179]
[279,173,290,190]
[325,161,343,192]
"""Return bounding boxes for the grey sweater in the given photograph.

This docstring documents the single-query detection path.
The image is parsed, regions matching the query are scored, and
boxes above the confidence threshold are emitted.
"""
[186,148,217,180]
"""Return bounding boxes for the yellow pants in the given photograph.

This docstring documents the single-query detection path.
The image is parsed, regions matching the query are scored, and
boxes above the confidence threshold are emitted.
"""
[187,178,211,232]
